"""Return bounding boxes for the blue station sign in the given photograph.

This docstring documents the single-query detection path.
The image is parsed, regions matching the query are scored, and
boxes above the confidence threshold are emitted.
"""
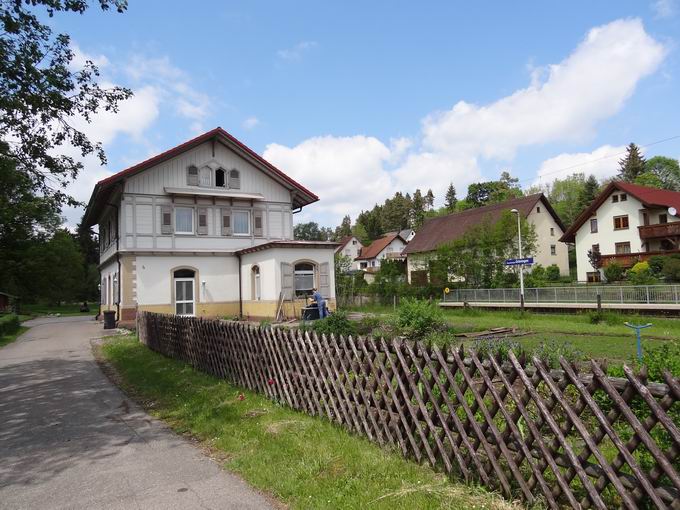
[505,257,534,266]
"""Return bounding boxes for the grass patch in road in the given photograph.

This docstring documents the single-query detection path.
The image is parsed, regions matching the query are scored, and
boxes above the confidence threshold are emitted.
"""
[0,326,28,349]
[101,336,520,510]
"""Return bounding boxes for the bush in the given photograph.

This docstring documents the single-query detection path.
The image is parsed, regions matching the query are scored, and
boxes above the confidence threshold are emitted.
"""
[310,310,357,338]
[661,257,680,282]
[396,298,445,339]
[641,340,680,381]
[647,255,667,276]
[355,315,381,336]
[0,314,20,336]
[587,310,620,326]
[628,261,656,285]
[603,262,625,282]
[545,264,560,282]
[471,337,522,362]
[531,340,584,369]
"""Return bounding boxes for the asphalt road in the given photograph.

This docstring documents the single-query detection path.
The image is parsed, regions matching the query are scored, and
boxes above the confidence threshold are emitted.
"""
[0,316,274,510]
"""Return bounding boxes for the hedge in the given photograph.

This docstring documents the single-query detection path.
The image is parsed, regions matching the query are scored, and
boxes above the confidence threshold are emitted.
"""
[0,314,20,336]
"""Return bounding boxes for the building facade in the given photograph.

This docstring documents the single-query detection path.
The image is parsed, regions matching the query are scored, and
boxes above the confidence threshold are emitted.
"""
[335,236,364,270]
[403,194,570,283]
[560,182,680,282]
[85,128,337,322]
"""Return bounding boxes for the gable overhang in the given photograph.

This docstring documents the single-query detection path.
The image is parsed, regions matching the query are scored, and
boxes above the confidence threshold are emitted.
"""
[83,127,319,227]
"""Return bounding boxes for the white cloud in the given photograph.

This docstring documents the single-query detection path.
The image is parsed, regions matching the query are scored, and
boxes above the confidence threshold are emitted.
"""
[653,0,677,18]
[243,116,260,130]
[69,43,110,70]
[277,41,317,61]
[265,19,666,226]
[534,144,628,185]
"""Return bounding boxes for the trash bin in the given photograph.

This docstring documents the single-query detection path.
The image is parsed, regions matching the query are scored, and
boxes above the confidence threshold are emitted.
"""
[301,304,320,321]
[103,310,116,329]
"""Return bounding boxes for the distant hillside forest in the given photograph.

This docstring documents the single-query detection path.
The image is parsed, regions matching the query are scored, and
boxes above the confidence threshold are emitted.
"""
[295,144,680,245]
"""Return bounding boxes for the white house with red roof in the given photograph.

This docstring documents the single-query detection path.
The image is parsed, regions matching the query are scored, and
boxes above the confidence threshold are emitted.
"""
[560,182,680,282]
[335,235,364,270]
[83,127,337,322]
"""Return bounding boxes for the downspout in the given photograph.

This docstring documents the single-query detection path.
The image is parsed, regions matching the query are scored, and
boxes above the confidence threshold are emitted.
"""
[106,181,123,322]
[237,252,243,318]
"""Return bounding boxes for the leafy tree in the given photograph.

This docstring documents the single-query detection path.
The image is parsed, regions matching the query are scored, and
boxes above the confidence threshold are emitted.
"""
[618,143,646,182]
[579,175,600,209]
[465,171,522,208]
[424,189,435,211]
[382,192,412,231]
[637,156,680,190]
[444,182,457,211]
[543,173,587,227]
[334,215,352,240]
[435,211,536,288]
[356,207,383,241]
[545,264,561,282]
[587,247,602,272]
[294,222,324,240]
[662,257,680,282]
[634,171,665,189]
[410,189,426,229]
[351,222,369,245]
[0,0,132,207]
[628,261,656,285]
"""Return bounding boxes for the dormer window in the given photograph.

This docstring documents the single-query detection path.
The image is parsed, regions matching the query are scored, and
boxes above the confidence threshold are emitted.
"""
[187,165,199,186]
[229,169,241,189]
[215,168,226,188]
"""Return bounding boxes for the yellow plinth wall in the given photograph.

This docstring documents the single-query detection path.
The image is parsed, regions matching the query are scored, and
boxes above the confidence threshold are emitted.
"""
[138,301,240,318]
[242,298,336,320]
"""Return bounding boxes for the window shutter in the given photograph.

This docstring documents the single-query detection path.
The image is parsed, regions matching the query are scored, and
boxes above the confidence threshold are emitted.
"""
[229,169,241,189]
[253,210,264,237]
[197,207,208,235]
[187,165,199,186]
[161,205,173,234]
[319,262,330,298]
[281,262,294,299]
[221,208,232,236]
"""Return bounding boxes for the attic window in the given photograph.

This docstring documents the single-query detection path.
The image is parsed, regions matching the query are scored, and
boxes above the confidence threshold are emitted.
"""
[536,206,541,213]
[620,193,627,201]
[612,195,619,203]
[215,168,226,188]
[187,165,199,186]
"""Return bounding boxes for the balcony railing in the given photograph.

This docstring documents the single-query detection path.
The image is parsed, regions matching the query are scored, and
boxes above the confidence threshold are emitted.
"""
[600,249,680,268]
[638,222,680,240]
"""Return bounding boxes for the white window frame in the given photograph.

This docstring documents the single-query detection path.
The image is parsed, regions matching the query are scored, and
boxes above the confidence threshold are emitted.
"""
[174,207,194,235]
[174,277,195,316]
[232,210,250,236]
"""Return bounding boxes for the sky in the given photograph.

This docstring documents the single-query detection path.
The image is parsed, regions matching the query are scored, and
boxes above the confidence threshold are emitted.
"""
[53,0,680,229]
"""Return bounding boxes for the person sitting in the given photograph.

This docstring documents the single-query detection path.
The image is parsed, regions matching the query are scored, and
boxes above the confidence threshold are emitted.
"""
[311,287,327,319]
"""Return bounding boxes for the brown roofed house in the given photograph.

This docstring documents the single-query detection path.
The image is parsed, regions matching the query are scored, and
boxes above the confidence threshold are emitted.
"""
[403,194,569,283]
[355,232,408,281]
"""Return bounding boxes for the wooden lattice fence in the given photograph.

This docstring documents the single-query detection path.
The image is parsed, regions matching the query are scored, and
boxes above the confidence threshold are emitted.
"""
[137,312,680,509]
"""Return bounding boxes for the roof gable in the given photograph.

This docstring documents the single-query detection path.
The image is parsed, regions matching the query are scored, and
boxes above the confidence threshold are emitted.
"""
[560,182,680,242]
[356,233,404,260]
[403,194,563,255]
[83,127,318,226]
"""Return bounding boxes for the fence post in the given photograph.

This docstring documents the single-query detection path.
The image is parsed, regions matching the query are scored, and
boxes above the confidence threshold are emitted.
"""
[554,287,558,302]
[488,289,491,302]
[620,287,624,304]
[675,285,679,304]
[503,288,506,302]
[535,288,539,303]
[646,286,650,304]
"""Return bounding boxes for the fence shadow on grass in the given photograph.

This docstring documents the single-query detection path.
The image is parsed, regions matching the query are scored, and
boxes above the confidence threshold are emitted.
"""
[138,312,680,509]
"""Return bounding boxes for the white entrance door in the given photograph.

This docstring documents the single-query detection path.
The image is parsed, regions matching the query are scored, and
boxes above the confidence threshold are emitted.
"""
[175,278,195,316]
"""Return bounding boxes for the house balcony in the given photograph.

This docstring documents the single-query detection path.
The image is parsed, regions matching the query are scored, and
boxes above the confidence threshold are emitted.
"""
[638,222,680,240]
[600,249,680,269]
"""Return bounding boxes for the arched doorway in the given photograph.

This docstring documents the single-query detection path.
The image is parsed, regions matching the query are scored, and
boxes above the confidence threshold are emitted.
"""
[173,268,196,316]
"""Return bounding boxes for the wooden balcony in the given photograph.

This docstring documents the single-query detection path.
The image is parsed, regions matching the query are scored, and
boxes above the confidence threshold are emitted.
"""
[638,222,680,240]
[600,249,680,268]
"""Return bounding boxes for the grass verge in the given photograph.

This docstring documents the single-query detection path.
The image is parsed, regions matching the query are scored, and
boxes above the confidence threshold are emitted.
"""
[101,336,521,510]
[0,326,28,349]
[19,303,95,317]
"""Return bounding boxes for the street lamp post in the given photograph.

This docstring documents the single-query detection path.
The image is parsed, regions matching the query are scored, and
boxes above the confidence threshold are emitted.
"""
[511,208,525,311]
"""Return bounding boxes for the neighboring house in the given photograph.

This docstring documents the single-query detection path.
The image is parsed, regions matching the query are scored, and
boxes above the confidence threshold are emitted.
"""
[399,228,416,243]
[403,194,569,283]
[560,182,680,282]
[0,291,17,313]
[335,235,364,270]
[355,232,408,271]
[83,127,337,321]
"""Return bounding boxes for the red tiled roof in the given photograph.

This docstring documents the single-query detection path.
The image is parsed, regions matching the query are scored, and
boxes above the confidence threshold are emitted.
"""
[403,194,564,255]
[83,127,319,226]
[560,182,680,243]
[355,232,404,260]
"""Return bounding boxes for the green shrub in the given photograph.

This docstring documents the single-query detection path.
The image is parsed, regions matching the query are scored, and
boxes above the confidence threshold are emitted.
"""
[531,340,584,369]
[310,310,357,338]
[396,298,444,339]
[587,310,620,326]
[0,314,20,336]
[603,262,625,282]
[545,264,561,282]
[661,257,680,282]
[647,255,667,275]
[628,261,656,285]
[355,315,381,336]
[471,337,522,362]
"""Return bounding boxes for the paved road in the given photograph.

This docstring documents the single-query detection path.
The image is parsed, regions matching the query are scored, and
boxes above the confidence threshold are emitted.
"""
[0,316,274,510]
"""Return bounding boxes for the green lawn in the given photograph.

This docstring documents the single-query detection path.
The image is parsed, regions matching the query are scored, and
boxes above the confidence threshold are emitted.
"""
[0,326,28,349]
[101,336,520,510]
[349,305,679,362]
[19,303,95,317]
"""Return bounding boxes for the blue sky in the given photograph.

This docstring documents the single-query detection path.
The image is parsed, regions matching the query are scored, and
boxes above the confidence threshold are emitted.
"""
[56,1,680,227]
